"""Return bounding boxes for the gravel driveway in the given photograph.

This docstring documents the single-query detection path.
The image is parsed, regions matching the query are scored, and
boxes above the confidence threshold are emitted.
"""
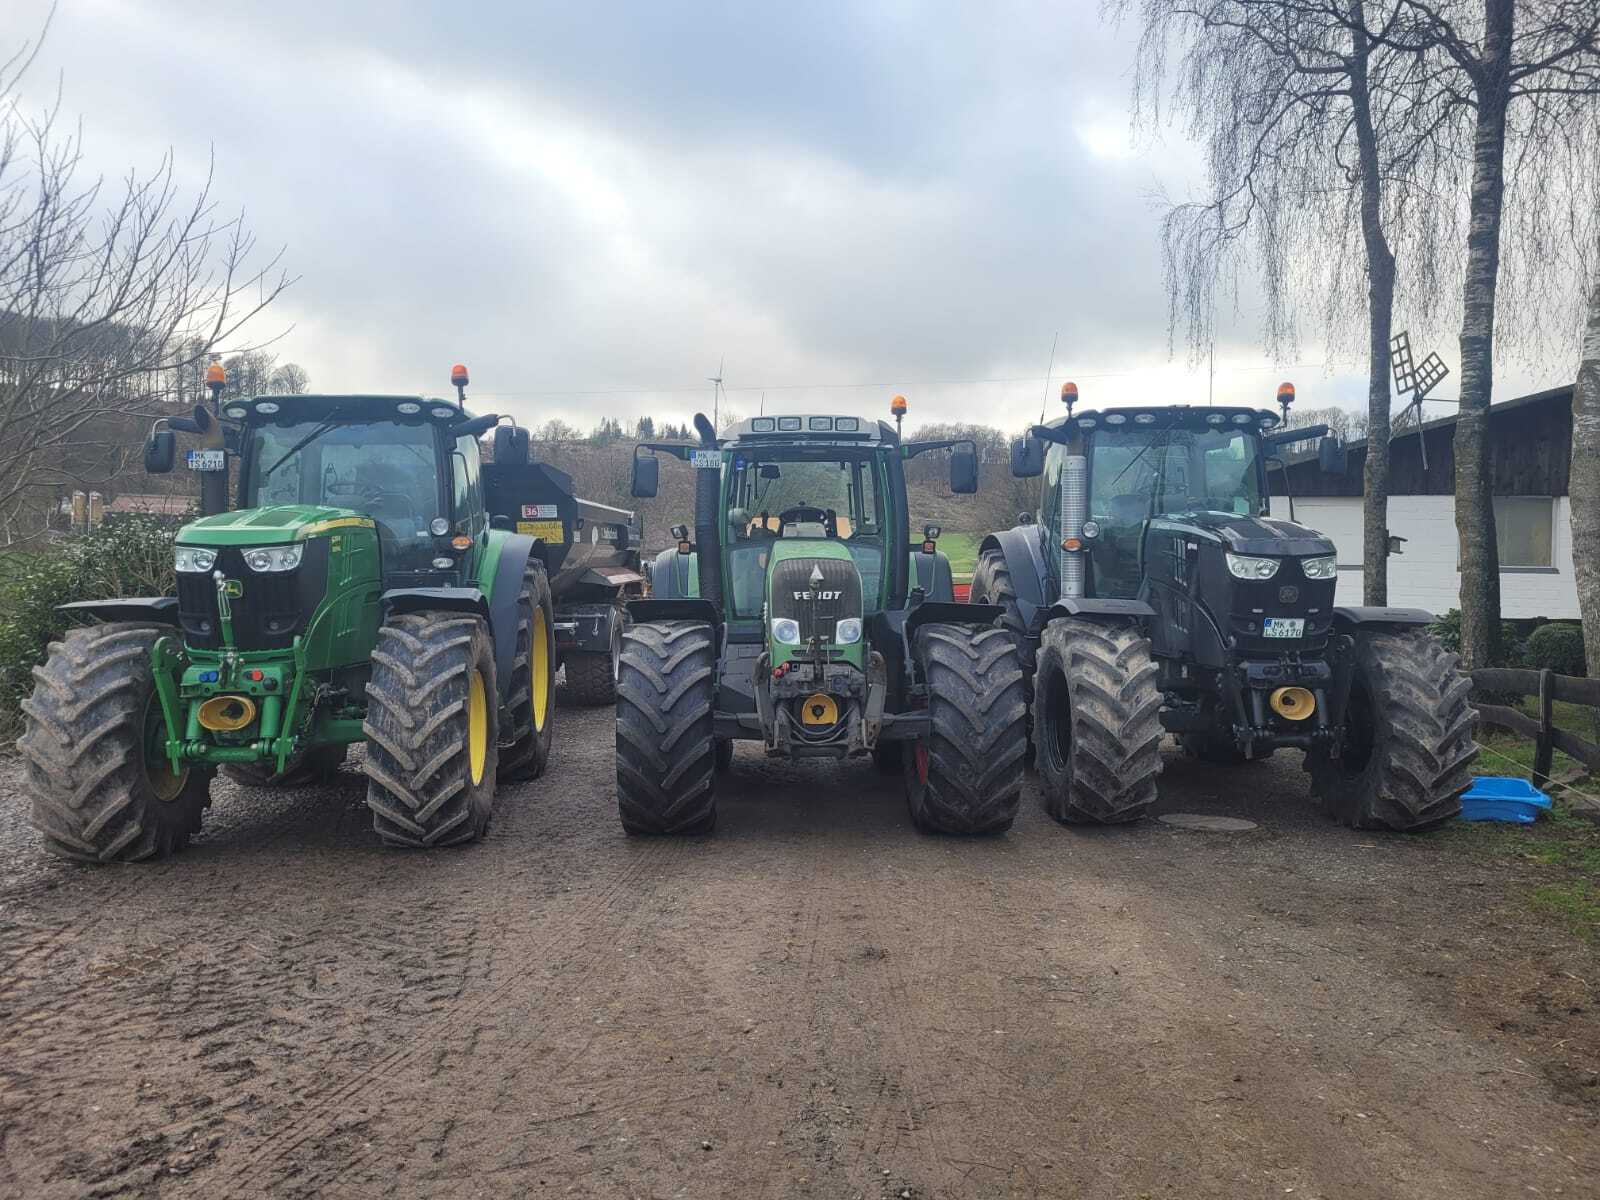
[1,699,1595,1198]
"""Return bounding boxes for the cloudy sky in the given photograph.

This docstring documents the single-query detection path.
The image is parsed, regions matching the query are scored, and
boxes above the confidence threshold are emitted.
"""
[0,0,1570,435]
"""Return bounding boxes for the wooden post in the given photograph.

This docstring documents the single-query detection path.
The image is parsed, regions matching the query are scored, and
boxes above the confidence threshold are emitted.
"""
[1533,668,1555,789]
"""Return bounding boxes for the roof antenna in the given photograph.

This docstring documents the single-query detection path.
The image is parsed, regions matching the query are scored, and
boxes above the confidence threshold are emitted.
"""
[1388,331,1450,472]
[1038,331,1058,424]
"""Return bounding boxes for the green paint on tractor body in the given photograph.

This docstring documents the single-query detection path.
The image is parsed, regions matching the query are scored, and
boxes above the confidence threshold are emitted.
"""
[763,538,866,671]
[144,395,518,776]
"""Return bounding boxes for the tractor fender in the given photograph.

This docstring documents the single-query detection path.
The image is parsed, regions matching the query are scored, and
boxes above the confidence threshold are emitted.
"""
[57,597,180,625]
[904,600,1002,646]
[1037,597,1155,632]
[627,597,720,627]
[648,548,699,600]
[909,549,955,602]
[1331,606,1436,630]
[978,527,1050,633]
[485,533,538,702]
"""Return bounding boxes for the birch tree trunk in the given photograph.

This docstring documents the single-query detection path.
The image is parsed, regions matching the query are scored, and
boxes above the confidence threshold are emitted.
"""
[1451,0,1513,669]
[1570,237,1600,677]
[1350,4,1394,606]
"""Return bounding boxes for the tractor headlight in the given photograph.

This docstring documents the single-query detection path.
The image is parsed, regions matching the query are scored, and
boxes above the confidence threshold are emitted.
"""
[1300,555,1338,580]
[834,618,862,645]
[772,618,801,645]
[1225,552,1279,581]
[242,545,304,573]
[174,546,217,573]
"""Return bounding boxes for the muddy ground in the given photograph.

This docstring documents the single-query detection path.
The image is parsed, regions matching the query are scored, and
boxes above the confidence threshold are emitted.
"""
[1,695,1596,1199]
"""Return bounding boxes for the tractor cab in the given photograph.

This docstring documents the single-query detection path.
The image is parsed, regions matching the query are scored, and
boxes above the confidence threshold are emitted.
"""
[618,403,1027,837]
[148,392,500,591]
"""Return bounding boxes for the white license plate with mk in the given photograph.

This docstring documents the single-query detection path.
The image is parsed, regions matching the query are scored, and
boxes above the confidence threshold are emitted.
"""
[1263,617,1305,639]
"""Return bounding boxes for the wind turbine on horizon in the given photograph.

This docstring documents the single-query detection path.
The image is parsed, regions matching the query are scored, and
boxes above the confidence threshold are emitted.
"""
[709,356,725,430]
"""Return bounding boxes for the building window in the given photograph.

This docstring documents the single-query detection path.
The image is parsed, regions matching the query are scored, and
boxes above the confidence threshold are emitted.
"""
[1493,497,1554,568]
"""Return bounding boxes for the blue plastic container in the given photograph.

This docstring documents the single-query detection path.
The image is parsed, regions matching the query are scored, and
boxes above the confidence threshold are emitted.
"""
[1459,776,1552,823]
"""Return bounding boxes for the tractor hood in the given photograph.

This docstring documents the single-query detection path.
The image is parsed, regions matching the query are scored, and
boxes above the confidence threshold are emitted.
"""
[176,505,375,547]
[1166,510,1335,557]
[765,539,865,667]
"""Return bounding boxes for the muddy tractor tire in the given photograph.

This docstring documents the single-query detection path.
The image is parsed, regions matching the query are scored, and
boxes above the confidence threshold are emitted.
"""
[1308,630,1476,831]
[903,624,1028,834]
[565,603,623,707]
[499,563,557,784]
[222,744,348,788]
[615,621,718,835]
[970,548,1035,678]
[1033,617,1163,824]
[363,612,500,848]
[20,623,211,863]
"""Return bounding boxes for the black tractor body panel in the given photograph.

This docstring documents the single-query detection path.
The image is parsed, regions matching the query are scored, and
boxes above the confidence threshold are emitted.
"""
[979,526,1051,632]
[58,597,181,625]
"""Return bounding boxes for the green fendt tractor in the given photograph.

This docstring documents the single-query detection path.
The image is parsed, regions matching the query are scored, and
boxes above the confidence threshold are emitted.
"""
[619,403,1028,836]
[974,382,1476,831]
[21,366,642,862]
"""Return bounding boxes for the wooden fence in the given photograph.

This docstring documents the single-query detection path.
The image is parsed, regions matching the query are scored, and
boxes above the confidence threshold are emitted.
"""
[1470,667,1600,792]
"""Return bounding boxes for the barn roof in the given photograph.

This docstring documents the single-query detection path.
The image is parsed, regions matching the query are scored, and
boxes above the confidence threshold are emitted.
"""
[1279,385,1574,498]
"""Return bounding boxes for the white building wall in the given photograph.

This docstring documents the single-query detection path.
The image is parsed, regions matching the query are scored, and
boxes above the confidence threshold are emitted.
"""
[1268,495,1578,620]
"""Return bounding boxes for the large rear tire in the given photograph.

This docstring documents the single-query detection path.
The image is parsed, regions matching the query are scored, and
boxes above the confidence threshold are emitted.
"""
[1033,617,1162,824]
[970,548,1035,676]
[222,744,348,788]
[20,623,210,863]
[615,621,717,835]
[1308,630,1476,831]
[499,563,557,784]
[903,624,1028,834]
[363,612,499,848]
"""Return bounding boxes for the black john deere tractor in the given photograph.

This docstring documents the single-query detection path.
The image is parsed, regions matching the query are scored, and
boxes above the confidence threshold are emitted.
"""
[974,382,1476,831]
[618,402,1028,836]
[20,365,642,862]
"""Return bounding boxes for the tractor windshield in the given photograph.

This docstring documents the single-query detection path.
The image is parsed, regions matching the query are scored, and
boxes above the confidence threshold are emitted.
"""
[724,452,886,618]
[1090,426,1264,522]
[1078,425,1265,598]
[242,418,443,572]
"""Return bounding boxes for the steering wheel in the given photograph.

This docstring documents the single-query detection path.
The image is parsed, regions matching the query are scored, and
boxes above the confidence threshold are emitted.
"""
[778,504,830,535]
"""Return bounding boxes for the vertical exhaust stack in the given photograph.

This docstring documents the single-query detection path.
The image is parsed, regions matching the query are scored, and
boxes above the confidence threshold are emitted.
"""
[1060,455,1088,599]
[692,412,723,614]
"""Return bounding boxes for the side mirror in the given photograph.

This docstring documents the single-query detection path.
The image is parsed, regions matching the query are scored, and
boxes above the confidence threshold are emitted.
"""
[1010,435,1044,478]
[492,424,530,464]
[451,412,499,439]
[631,453,659,498]
[145,429,176,474]
[760,464,781,479]
[1317,436,1347,475]
[950,444,978,494]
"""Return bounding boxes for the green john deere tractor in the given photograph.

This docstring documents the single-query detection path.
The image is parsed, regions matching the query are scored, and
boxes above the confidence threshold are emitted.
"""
[19,368,583,861]
[619,405,1029,836]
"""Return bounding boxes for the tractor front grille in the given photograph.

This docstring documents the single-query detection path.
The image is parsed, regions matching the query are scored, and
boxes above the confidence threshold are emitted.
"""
[768,556,861,642]
[177,540,331,651]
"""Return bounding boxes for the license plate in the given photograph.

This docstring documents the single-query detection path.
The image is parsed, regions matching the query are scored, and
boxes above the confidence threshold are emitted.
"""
[690,449,722,469]
[1263,617,1304,639]
[185,449,225,472]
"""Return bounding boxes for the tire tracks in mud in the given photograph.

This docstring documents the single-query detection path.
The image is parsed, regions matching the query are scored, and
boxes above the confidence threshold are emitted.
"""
[218,823,687,1197]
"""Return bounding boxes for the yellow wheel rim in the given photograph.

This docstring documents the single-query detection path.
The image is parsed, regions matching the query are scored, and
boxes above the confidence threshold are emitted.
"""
[532,606,550,732]
[468,668,488,785]
[143,694,187,802]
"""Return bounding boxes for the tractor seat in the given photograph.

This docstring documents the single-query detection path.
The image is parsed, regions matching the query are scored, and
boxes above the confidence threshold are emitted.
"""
[1107,494,1149,527]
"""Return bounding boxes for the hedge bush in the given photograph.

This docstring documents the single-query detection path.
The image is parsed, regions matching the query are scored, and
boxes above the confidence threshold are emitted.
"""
[0,516,178,743]
[1525,622,1587,677]
[1427,608,1527,667]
